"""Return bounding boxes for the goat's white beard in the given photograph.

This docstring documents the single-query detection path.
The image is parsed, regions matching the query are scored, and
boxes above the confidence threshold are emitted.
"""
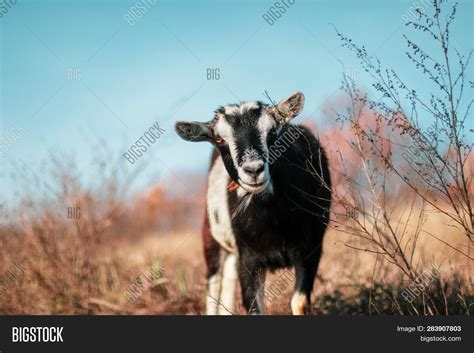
[232,178,273,218]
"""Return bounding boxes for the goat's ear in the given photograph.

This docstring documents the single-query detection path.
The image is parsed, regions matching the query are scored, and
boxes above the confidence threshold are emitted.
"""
[272,92,305,123]
[175,121,213,142]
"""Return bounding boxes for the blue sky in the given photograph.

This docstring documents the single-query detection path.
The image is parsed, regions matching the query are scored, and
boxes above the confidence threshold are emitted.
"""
[1,0,472,201]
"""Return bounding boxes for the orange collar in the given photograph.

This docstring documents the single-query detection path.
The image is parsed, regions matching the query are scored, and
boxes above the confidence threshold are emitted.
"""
[227,180,239,192]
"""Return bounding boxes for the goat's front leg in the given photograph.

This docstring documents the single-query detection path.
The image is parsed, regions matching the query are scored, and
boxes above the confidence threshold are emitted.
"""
[238,257,266,315]
[217,252,238,315]
[292,249,322,315]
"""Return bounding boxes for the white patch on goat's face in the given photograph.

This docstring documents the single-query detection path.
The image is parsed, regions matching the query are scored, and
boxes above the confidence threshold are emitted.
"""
[258,111,277,135]
[240,101,259,111]
[223,105,240,116]
[214,115,240,174]
[257,111,277,154]
[214,114,233,140]
[223,101,259,116]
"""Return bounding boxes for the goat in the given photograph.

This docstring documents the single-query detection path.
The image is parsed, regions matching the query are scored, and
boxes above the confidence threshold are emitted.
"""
[175,92,331,315]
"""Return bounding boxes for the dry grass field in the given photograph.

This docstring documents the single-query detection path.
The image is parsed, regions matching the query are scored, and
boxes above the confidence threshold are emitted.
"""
[1,191,471,315]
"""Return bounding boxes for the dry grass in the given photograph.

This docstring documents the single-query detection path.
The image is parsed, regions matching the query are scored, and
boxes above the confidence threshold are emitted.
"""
[0,152,471,315]
[1,209,471,315]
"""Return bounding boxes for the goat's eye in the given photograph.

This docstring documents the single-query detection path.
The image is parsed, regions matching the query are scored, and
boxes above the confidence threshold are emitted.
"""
[215,136,225,144]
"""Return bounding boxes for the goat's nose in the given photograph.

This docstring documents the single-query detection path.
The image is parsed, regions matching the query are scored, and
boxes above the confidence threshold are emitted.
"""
[242,161,264,179]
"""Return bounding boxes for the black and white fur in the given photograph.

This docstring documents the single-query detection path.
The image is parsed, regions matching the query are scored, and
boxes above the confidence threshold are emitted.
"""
[175,92,331,315]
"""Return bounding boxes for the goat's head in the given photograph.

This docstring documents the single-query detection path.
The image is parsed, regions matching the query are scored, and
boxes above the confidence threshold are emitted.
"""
[175,92,305,194]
